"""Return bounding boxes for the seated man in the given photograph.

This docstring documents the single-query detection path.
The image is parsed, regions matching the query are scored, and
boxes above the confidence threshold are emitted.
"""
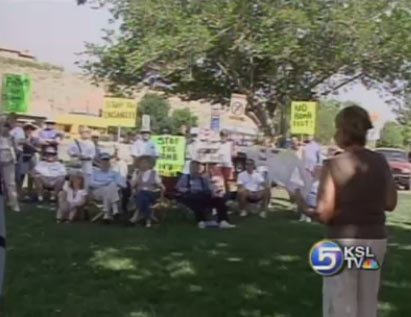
[237,159,270,218]
[129,155,165,228]
[33,146,67,202]
[89,153,126,221]
[176,160,235,229]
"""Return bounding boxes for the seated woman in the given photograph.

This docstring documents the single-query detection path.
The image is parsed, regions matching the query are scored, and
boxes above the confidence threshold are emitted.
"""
[56,172,88,223]
[176,160,236,229]
[130,155,165,228]
[236,159,270,218]
[33,146,67,202]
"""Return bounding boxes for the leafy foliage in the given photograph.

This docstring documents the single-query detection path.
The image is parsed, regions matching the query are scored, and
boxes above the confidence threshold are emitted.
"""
[137,94,171,133]
[81,0,411,132]
[379,121,405,148]
[315,100,341,145]
[170,108,198,135]
[395,96,411,147]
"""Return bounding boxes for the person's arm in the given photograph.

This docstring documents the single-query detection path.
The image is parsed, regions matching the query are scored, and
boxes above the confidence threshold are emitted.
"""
[310,163,336,224]
[176,175,189,193]
[384,164,398,212]
[67,142,78,157]
[155,172,166,192]
[115,172,126,189]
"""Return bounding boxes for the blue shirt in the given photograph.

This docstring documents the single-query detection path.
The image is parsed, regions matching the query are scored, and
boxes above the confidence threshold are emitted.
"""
[89,167,126,189]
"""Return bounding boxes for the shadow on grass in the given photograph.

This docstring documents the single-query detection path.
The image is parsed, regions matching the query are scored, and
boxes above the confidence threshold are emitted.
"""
[3,196,411,317]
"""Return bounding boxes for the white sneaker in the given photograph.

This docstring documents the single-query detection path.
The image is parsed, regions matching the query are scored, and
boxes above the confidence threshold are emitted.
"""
[12,205,21,213]
[198,221,206,229]
[219,220,236,229]
[50,194,56,202]
[259,211,267,219]
[38,196,44,202]
[146,220,152,228]
[103,213,113,221]
[240,210,248,217]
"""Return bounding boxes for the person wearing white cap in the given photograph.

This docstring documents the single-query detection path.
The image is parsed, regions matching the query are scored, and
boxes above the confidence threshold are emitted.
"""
[38,119,63,153]
[89,153,126,221]
[0,118,20,212]
[67,127,96,186]
[131,129,158,168]
[33,146,67,202]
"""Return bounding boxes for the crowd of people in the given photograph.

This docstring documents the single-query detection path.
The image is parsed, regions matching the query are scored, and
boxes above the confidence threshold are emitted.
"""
[2,113,302,229]
[0,106,400,316]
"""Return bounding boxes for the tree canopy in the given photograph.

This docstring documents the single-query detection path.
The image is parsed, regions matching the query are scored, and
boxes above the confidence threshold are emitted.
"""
[80,0,411,133]
[378,121,405,148]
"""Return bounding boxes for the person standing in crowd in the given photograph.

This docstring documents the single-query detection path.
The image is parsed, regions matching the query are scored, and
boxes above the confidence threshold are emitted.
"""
[237,159,270,218]
[0,118,20,212]
[89,153,126,222]
[6,114,25,194]
[38,119,63,153]
[112,146,131,216]
[183,128,199,174]
[218,130,235,194]
[131,129,158,168]
[19,122,41,199]
[67,127,96,187]
[91,130,102,166]
[300,106,397,317]
[33,146,67,202]
[176,160,235,229]
[130,155,165,228]
[56,172,87,223]
[302,135,322,176]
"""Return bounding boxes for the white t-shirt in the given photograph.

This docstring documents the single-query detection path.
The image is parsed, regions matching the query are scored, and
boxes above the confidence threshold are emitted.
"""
[63,183,88,207]
[67,139,96,174]
[35,161,67,178]
[131,139,158,158]
[131,169,162,190]
[218,141,234,167]
[237,170,265,192]
[112,159,128,179]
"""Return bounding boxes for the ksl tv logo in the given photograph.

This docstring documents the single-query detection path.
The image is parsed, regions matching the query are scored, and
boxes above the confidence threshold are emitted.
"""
[309,240,380,276]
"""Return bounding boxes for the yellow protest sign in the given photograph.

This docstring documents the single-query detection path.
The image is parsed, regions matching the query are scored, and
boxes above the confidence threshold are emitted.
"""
[102,97,137,127]
[290,101,317,135]
[152,135,186,177]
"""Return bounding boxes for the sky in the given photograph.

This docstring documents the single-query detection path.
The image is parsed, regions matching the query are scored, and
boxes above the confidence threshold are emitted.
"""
[0,0,398,130]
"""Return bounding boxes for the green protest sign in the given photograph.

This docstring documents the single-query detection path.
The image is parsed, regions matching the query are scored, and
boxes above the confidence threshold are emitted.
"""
[152,135,186,177]
[1,74,31,113]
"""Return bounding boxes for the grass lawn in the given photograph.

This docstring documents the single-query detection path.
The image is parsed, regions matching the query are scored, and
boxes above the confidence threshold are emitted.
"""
[4,192,411,317]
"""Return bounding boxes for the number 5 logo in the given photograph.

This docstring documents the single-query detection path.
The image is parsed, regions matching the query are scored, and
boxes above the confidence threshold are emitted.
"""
[309,240,344,276]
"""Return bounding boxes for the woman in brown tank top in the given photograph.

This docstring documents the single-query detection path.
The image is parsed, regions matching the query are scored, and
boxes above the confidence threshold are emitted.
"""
[302,106,397,317]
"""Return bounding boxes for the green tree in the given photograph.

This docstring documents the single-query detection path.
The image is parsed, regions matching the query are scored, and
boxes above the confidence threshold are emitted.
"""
[137,94,171,133]
[170,108,198,135]
[80,0,411,133]
[315,100,341,145]
[378,122,405,148]
[395,97,411,147]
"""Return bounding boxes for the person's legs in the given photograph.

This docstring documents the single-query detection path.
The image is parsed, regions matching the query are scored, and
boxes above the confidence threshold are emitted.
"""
[180,196,207,223]
[102,183,120,218]
[56,191,70,221]
[211,197,228,222]
[34,175,45,201]
[323,265,358,317]
[237,189,249,215]
[357,239,387,317]
[2,164,19,211]
[135,190,151,219]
